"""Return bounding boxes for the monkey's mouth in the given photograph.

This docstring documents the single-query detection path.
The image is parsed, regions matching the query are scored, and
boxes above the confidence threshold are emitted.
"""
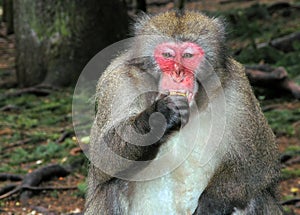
[159,72,195,104]
[169,90,194,103]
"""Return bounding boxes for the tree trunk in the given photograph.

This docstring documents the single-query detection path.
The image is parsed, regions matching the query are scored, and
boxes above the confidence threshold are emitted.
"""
[2,0,14,34]
[133,0,147,13]
[174,0,185,10]
[14,0,129,87]
[2,0,7,22]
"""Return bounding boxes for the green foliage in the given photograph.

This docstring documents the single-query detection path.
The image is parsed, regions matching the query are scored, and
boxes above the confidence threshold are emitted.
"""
[281,195,295,201]
[281,168,300,180]
[282,206,293,214]
[10,148,30,164]
[35,142,65,159]
[264,109,300,136]
[275,51,300,80]
[214,2,300,75]
[0,90,72,130]
[1,132,22,144]
[237,46,284,64]
[9,142,70,165]
[0,88,83,175]
[50,190,59,198]
[76,181,87,197]
[0,163,21,173]
[284,145,300,155]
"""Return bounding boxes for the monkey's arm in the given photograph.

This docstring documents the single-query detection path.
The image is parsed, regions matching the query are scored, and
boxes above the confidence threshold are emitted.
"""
[193,153,281,215]
[89,66,188,182]
[193,59,282,215]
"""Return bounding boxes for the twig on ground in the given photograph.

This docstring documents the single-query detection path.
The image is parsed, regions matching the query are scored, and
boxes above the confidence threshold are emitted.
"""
[281,198,300,205]
[2,138,31,151]
[0,184,18,196]
[0,173,23,181]
[56,130,73,143]
[257,31,300,52]
[220,0,254,4]
[245,65,300,99]
[0,164,71,202]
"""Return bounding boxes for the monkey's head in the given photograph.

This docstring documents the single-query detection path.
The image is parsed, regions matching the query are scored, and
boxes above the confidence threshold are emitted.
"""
[129,11,227,105]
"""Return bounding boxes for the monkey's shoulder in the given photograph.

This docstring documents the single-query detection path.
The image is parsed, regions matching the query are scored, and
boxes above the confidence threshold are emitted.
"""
[98,55,155,90]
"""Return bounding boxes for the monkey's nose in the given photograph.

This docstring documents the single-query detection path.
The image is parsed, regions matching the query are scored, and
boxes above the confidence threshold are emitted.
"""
[174,63,182,74]
[171,68,185,83]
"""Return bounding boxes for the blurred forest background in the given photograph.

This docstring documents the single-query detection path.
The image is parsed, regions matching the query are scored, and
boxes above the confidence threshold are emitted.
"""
[0,0,300,214]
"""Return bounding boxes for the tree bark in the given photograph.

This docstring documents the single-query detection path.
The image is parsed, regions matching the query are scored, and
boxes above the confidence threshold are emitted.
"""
[174,0,186,9]
[257,32,300,52]
[245,65,300,99]
[14,0,129,87]
[2,0,14,34]
[133,0,147,13]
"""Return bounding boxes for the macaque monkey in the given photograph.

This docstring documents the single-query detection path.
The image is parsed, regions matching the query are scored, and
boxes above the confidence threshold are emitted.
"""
[85,11,282,214]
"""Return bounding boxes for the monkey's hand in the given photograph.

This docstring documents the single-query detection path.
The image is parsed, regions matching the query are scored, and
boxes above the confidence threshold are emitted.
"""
[154,94,190,131]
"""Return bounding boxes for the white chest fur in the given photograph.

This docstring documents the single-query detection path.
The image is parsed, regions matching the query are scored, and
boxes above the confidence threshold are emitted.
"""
[127,105,226,215]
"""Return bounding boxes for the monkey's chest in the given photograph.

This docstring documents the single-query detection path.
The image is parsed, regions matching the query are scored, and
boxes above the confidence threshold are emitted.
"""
[125,107,220,214]
[128,147,215,215]
[128,114,219,215]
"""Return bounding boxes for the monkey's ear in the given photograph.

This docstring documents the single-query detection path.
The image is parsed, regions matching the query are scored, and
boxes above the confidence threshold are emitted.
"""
[212,17,227,41]
[133,12,152,36]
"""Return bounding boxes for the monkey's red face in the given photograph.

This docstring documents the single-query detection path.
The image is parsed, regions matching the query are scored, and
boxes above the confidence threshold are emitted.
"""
[154,42,204,103]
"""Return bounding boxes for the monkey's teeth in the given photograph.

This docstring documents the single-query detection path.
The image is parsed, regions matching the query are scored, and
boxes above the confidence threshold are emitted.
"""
[169,91,188,97]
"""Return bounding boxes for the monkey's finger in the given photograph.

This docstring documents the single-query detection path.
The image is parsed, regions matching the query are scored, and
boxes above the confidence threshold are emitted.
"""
[156,92,169,100]
[167,95,189,111]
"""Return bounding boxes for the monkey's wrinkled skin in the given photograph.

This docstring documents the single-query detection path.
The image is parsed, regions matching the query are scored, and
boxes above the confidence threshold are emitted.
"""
[86,11,282,215]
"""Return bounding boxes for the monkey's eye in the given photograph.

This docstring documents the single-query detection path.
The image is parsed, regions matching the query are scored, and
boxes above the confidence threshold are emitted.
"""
[162,52,173,58]
[182,53,194,58]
